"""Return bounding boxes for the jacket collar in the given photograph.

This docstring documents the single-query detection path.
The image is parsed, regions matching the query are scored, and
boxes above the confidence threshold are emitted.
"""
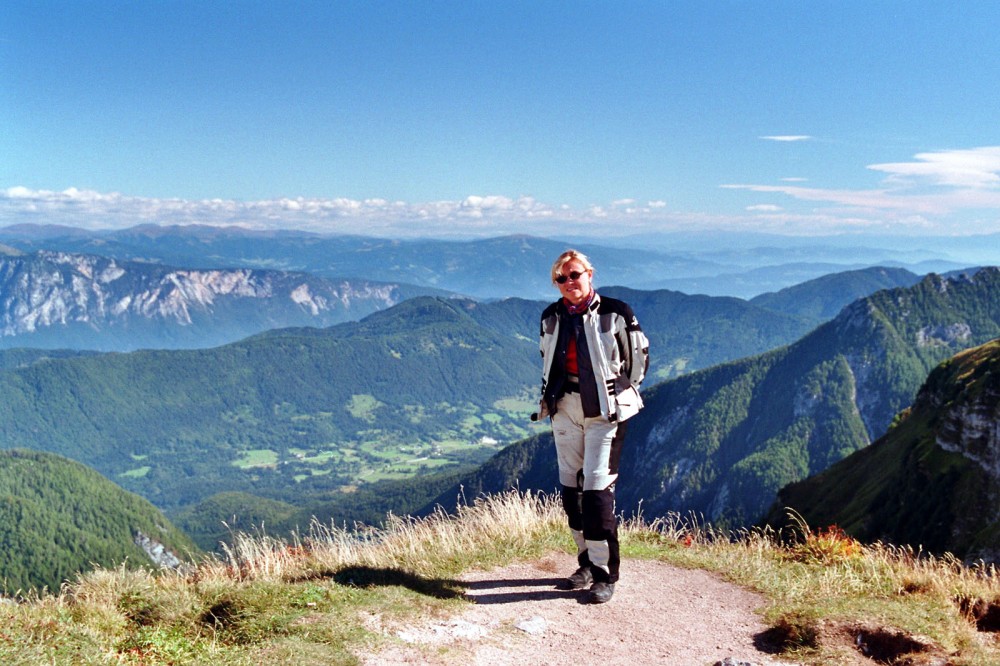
[562,290,598,315]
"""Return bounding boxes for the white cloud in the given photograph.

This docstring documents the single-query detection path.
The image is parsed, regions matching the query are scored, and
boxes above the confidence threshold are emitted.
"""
[868,146,1000,189]
[0,187,670,237]
[6,149,1000,241]
[718,145,1000,234]
[760,135,812,142]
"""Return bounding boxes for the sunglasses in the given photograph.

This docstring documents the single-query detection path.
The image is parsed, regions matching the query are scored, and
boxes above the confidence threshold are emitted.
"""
[555,271,587,284]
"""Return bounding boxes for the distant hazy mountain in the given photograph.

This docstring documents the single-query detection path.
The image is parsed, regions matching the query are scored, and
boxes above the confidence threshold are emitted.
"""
[428,269,1000,527]
[0,223,973,299]
[0,224,717,299]
[601,285,814,381]
[766,339,1000,563]
[0,250,441,350]
[0,449,195,591]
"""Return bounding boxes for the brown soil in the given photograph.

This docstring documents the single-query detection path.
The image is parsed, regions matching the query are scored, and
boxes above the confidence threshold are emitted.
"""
[356,552,801,665]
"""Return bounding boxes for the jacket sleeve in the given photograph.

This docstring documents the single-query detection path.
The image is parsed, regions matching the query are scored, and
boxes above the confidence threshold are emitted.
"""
[621,304,649,388]
[536,311,552,420]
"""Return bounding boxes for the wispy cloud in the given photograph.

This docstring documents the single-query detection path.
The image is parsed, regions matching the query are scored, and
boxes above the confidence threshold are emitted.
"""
[2,187,706,238]
[760,135,812,142]
[7,143,1000,239]
[868,146,1000,189]
[723,146,1000,233]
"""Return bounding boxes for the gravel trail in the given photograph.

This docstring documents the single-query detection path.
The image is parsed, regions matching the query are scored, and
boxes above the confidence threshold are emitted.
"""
[358,552,800,666]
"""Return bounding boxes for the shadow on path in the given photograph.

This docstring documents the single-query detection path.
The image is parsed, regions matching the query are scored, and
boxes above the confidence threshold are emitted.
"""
[463,575,584,604]
[310,565,583,604]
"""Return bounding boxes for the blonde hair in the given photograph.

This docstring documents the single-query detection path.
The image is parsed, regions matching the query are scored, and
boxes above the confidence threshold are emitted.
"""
[550,249,594,283]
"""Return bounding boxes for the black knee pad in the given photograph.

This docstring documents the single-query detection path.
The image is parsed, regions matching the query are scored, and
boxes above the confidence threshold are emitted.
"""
[581,488,617,539]
[560,485,584,532]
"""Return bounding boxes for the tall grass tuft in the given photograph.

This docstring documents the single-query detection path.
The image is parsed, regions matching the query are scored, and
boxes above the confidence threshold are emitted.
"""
[3,489,1000,664]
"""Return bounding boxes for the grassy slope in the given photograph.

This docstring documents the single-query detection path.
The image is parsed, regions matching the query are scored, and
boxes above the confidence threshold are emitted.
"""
[2,490,999,665]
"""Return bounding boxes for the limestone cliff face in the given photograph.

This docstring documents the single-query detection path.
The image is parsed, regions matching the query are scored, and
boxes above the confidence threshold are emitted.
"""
[932,345,1000,481]
[0,251,405,350]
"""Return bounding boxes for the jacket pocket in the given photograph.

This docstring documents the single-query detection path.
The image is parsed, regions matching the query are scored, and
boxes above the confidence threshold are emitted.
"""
[614,385,643,422]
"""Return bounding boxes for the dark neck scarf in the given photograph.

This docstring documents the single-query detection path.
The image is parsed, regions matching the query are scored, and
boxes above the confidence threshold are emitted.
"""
[563,290,596,315]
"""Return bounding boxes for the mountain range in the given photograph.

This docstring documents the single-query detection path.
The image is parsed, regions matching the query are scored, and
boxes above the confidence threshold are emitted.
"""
[0,223,975,299]
[0,277,829,516]
[428,269,1000,529]
[0,223,996,569]
[0,249,440,351]
[0,241,929,368]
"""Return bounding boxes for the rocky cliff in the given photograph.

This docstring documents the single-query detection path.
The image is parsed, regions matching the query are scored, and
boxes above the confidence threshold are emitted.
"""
[768,338,1000,562]
[0,251,421,350]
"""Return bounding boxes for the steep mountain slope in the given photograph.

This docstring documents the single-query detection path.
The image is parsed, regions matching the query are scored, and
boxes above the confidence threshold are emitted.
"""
[749,266,922,323]
[0,449,195,591]
[429,269,1000,527]
[766,339,1000,562]
[0,251,439,350]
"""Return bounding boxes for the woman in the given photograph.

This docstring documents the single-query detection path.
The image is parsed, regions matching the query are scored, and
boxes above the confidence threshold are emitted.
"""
[537,249,649,603]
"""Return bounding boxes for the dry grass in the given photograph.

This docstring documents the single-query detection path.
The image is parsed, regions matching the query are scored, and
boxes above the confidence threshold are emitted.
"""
[634,508,1000,665]
[3,490,1000,665]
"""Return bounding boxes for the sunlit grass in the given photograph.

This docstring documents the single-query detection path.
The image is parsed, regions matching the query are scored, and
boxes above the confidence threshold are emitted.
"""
[3,491,1000,665]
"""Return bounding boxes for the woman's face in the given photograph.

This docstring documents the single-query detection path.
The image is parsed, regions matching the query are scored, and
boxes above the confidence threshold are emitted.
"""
[556,259,593,306]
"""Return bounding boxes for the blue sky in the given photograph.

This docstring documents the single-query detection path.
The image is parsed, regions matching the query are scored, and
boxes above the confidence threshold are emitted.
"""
[3,1,1000,239]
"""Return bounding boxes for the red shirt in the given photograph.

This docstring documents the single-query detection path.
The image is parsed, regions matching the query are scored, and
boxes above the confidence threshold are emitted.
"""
[565,336,578,374]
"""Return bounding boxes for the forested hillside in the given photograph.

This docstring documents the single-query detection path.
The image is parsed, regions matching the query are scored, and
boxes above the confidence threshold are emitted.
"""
[0,297,541,511]
[431,269,1000,528]
[0,449,195,591]
[748,266,922,323]
[766,338,1000,562]
[0,278,822,522]
[601,286,813,380]
[0,348,97,371]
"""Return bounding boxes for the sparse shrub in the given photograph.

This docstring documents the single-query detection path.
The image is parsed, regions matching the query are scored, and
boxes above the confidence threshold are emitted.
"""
[780,509,863,565]
[761,610,820,650]
[790,524,864,565]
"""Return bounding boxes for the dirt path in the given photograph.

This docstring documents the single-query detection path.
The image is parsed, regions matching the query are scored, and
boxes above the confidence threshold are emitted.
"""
[358,552,800,666]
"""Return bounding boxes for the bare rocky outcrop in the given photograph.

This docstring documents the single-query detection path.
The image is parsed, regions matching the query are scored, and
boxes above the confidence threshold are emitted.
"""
[134,530,183,569]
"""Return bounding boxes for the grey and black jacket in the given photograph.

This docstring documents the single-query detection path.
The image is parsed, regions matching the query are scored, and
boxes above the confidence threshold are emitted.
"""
[537,292,649,422]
